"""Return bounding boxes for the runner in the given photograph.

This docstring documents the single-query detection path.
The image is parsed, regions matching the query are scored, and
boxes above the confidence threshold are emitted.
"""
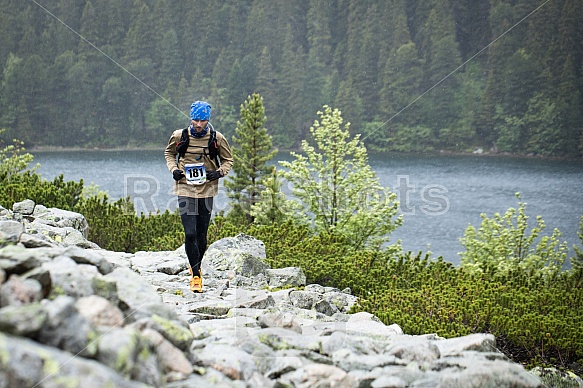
[164,100,233,293]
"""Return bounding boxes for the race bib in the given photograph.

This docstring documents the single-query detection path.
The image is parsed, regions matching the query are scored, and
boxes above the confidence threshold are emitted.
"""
[184,163,207,185]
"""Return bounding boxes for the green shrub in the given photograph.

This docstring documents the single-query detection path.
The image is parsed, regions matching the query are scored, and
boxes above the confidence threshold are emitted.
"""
[2,143,581,375]
[351,256,583,370]
[0,171,84,210]
[0,130,34,178]
[74,195,182,253]
[177,216,582,373]
[460,193,568,279]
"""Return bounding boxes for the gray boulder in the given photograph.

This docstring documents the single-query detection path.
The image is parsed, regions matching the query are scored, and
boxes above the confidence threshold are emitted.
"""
[131,314,194,351]
[36,295,98,358]
[42,255,98,299]
[278,363,358,388]
[0,220,24,247]
[104,267,179,322]
[203,233,270,278]
[75,295,125,328]
[12,199,35,215]
[32,205,89,237]
[95,327,146,378]
[19,232,58,248]
[266,267,306,288]
[196,343,258,380]
[0,274,43,307]
[63,245,114,274]
[1,200,97,249]
[0,302,47,336]
[0,204,9,218]
[433,351,544,387]
[289,290,321,309]
[0,332,147,388]
[141,328,193,378]
[0,245,50,276]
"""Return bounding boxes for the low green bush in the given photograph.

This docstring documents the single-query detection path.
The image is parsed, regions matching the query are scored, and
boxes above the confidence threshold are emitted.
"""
[351,256,582,371]
[206,217,583,373]
[1,132,83,210]
[460,193,568,279]
[1,149,581,375]
[74,195,182,253]
[0,171,84,211]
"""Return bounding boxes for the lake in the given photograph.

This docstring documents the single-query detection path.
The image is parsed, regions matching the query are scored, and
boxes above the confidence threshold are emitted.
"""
[30,149,583,265]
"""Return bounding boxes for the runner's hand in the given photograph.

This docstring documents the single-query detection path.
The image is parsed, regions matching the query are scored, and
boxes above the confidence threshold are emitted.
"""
[173,170,185,181]
[206,170,222,181]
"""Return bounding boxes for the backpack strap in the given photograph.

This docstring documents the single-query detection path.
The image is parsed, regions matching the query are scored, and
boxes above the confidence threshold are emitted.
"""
[176,128,189,157]
[207,124,221,168]
[175,124,221,168]
[175,127,189,165]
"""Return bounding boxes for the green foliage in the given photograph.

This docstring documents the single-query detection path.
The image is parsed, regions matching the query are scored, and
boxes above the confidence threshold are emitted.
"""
[279,106,403,250]
[387,124,437,153]
[572,216,583,285]
[352,255,583,371]
[225,93,277,224]
[1,1,581,157]
[1,135,84,210]
[249,168,308,226]
[2,134,581,375]
[0,172,84,211]
[0,129,35,178]
[74,195,182,253]
[460,194,568,279]
[196,216,583,372]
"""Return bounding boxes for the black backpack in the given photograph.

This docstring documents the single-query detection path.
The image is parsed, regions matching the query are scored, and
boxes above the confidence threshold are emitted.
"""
[176,124,220,167]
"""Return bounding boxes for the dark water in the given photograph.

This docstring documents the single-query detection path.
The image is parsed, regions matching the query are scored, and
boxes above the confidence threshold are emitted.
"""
[30,150,583,264]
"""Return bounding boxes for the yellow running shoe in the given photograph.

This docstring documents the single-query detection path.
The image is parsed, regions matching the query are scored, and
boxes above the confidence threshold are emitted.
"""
[189,268,203,293]
[189,276,202,293]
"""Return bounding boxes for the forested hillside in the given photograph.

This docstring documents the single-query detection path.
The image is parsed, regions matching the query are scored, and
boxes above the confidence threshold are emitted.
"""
[1,0,582,157]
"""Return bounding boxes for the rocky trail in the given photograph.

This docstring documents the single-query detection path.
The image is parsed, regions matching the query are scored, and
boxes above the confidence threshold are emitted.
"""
[0,200,548,387]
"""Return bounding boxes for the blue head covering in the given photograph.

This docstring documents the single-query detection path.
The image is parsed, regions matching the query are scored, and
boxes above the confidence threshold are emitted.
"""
[190,101,211,121]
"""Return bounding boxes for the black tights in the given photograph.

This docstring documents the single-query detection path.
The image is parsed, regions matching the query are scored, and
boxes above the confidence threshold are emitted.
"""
[178,196,213,276]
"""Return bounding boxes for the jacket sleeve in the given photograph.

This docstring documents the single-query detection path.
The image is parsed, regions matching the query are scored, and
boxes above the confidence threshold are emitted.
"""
[217,133,234,176]
[164,131,180,173]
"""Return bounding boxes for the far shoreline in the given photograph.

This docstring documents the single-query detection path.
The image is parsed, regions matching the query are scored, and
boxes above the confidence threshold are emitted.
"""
[28,145,583,162]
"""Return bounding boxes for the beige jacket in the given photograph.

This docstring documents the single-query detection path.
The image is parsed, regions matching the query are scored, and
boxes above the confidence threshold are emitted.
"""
[164,127,233,198]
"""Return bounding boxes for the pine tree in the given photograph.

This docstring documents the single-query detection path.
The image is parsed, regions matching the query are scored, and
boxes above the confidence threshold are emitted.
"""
[451,0,491,60]
[304,0,334,120]
[474,1,516,148]
[158,29,183,87]
[340,0,369,127]
[249,168,308,226]
[63,59,96,146]
[244,1,282,61]
[378,42,423,124]
[389,0,412,49]
[0,54,29,142]
[554,54,582,157]
[572,216,583,283]
[77,0,103,57]
[418,4,462,132]
[255,47,277,113]
[274,26,307,147]
[226,93,277,224]
[279,105,403,250]
[0,0,25,68]
[122,3,154,63]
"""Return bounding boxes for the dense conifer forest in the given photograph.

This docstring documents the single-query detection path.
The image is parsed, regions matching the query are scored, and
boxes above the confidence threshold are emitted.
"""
[1,0,582,157]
